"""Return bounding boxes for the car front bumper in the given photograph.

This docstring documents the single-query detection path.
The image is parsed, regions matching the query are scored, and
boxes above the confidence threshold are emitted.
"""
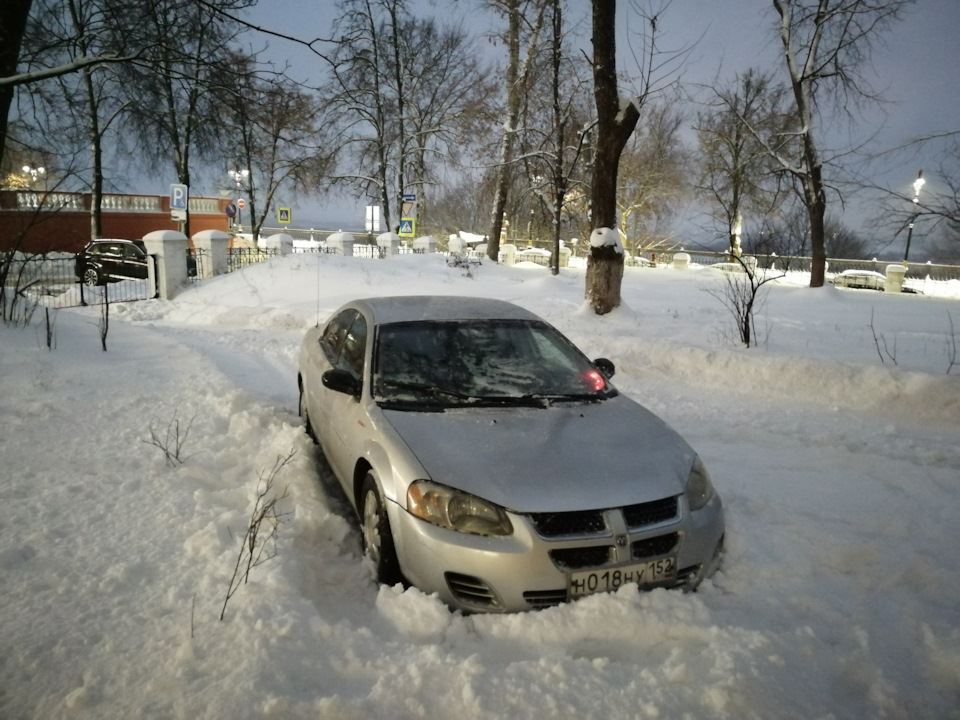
[387,492,725,613]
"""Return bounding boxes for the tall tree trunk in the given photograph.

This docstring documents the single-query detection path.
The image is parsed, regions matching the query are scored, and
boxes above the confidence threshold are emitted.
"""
[549,0,563,276]
[487,0,521,261]
[0,0,33,172]
[774,0,831,288]
[388,1,407,218]
[84,65,103,240]
[806,166,827,286]
[488,0,547,261]
[586,0,639,314]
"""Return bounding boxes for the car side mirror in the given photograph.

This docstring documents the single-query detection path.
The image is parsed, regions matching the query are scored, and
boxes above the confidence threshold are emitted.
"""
[594,358,615,379]
[322,369,362,398]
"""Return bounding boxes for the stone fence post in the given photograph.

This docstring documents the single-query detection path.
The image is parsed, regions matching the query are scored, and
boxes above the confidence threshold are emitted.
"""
[327,232,355,256]
[142,229,189,299]
[192,229,230,279]
[885,264,907,293]
[413,235,437,253]
[263,233,294,255]
[377,231,402,256]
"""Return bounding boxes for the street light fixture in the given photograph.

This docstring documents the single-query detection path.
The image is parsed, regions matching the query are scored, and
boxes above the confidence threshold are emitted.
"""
[22,163,45,186]
[903,169,925,263]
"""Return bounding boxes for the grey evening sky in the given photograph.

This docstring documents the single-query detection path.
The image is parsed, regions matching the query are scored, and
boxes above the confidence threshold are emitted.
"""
[236,0,958,245]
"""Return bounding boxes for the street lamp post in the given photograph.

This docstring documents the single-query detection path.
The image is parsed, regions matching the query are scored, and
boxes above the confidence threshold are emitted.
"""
[22,163,45,186]
[228,168,249,228]
[903,169,925,263]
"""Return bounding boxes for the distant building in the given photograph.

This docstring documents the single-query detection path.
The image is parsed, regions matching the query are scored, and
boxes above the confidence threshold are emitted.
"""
[0,191,231,253]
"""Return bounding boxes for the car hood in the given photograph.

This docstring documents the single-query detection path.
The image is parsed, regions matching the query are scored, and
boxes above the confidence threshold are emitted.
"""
[381,396,696,513]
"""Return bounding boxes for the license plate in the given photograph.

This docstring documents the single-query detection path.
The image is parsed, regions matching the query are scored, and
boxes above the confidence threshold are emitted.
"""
[569,557,676,598]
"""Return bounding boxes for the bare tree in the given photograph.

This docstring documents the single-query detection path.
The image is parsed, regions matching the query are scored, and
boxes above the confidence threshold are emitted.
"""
[213,53,329,241]
[768,0,915,287]
[585,0,638,314]
[486,0,548,261]
[586,0,686,314]
[928,224,960,265]
[871,137,960,255]
[1,0,147,177]
[544,0,592,274]
[618,100,692,254]
[325,1,487,233]
[503,0,593,272]
[824,218,869,258]
[323,0,397,227]
[401,19,495,231]
[695,68,794,259]
[117,0,253,236]
[0,0,33,171]
[706,255,786,348]
[25,0,138,239]
[742,202,809,262]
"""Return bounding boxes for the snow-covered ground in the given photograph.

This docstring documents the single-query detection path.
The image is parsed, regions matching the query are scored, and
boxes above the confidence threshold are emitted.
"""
[2,252,958,719]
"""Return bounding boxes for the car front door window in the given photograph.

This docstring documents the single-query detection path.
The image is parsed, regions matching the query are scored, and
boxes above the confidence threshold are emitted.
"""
[337,316,368,383]
[322,312,369,480]
[320,309,357,364]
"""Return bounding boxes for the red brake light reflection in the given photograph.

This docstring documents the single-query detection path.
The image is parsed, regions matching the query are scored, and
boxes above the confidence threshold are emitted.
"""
[585,369,606,392]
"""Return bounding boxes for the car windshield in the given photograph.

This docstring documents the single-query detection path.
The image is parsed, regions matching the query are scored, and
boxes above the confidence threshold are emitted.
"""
[373,319,611,408]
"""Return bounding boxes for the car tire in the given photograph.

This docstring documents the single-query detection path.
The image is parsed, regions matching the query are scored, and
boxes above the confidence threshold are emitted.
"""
[360,473,403,586]
[83,267,102,286]
[298,384,317,443]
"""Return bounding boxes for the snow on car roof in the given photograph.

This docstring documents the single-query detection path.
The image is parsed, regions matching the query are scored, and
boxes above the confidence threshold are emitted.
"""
[351,295,541,325]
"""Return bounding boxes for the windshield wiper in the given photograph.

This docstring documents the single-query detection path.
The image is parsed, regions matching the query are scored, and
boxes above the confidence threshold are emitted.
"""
[438,394,545,409]
[376,380,606,409]
[376,380,474,404]
[536,392,607,404]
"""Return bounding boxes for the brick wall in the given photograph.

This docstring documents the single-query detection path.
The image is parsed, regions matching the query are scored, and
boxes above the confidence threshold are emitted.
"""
[0,191,231,253]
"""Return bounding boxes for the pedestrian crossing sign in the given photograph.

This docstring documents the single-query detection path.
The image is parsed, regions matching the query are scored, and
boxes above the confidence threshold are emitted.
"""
[399,217,415,237]
[278,207,291,224]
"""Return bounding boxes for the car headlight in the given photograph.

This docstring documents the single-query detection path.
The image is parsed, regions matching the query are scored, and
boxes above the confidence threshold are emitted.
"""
[685,456,715,512]
[407,480,513,536]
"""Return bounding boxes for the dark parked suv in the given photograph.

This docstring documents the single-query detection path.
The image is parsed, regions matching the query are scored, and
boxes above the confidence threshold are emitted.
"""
[75,239,150,286]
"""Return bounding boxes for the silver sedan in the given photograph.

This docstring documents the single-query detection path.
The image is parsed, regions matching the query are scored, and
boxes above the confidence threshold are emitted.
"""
[298,296,724,612]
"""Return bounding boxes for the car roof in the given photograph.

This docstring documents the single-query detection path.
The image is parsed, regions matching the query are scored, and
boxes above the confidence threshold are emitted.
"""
[346,295,542,326]
[86,238,145,246]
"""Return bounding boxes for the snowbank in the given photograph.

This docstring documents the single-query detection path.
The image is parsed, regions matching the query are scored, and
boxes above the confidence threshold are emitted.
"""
[2,253,958,718]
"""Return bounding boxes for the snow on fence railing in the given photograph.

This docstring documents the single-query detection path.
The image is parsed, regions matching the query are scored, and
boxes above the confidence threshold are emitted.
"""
[633,250,960,283]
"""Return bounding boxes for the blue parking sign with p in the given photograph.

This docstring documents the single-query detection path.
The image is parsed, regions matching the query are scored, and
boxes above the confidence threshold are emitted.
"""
[170,184,188,210]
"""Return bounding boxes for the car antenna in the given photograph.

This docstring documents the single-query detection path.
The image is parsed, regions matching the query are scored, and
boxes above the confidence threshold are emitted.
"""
[315,249,322,328]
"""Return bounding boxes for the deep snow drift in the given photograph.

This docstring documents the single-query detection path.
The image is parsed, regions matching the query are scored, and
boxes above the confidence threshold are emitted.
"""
[2,252,958,719]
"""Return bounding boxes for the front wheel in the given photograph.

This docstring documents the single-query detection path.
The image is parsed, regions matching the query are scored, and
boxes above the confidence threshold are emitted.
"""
[298,382,316,443]
[83,267,102,286]
[360,473,403,586]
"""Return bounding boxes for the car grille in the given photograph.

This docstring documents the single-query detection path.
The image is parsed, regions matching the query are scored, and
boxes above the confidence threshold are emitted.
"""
[525,497,682,574]
[623,497,678,528]
[529,509,606,537]
[528,496,679,539]
[549,545,612,570]
[633,532,680,559]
